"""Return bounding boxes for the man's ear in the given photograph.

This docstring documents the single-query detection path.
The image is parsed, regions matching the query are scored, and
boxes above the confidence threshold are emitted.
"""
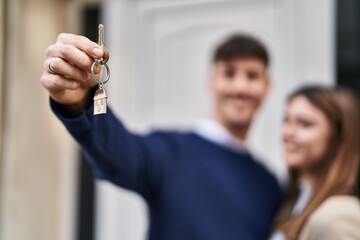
[264,71,271,97]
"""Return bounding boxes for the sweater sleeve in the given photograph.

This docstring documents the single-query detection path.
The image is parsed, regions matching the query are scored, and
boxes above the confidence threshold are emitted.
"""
[50,98,172,200]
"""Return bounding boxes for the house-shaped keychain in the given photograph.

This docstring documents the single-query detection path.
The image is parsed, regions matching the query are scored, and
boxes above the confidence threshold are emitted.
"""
[93,86,108,115]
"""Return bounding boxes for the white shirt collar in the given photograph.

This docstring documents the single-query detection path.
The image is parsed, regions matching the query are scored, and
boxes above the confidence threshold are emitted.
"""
[193,118,247,154]
[292,180,313,215]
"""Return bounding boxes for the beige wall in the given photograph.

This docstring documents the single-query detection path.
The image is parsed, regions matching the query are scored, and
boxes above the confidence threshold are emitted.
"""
[0,0,100,239]
[0,0,6,180]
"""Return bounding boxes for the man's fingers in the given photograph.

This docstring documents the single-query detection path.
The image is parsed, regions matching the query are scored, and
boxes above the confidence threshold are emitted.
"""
[56,33,104,59]
[46,44,95,73]
[42,33,106,95]
[44,57,89,82]
[41,71,81,91]
[46,35,105,74]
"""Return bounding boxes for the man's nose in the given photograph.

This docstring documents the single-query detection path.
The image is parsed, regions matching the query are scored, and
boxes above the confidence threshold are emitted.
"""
[232,74,250,92]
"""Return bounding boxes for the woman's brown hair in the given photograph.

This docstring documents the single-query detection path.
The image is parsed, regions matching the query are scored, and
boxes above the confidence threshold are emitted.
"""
[274,85,360,239]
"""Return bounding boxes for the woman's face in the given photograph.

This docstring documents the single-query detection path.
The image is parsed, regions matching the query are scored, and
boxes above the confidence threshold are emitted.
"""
[282,96,333,174]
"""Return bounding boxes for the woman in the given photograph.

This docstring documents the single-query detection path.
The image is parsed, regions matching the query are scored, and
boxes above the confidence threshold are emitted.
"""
[271,86,360,240]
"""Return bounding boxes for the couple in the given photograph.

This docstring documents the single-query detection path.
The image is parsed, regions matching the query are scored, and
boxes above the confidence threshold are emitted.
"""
[41,33,360,239]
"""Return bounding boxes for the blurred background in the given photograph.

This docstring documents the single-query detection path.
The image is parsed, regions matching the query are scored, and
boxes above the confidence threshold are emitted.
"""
[0,0,359,239]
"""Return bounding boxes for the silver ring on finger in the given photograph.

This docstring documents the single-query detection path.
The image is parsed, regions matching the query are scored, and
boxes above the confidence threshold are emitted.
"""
[47,57,56,74]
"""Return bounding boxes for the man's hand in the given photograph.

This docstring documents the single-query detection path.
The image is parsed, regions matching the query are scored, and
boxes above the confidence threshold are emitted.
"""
[41,33,109,113]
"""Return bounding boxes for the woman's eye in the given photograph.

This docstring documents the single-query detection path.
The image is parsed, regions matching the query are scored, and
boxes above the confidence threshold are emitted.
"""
[298,120,312,127]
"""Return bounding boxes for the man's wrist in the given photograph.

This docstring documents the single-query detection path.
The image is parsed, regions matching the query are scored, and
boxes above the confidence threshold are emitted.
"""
[51,88,96,118]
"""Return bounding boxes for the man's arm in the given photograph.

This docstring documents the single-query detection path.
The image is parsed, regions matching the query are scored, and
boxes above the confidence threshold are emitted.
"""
[42,33,167,200]
[51,98,169,200]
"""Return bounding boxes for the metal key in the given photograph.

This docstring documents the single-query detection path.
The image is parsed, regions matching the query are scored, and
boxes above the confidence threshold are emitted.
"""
[92,24,110,115]
[97,24,106,64]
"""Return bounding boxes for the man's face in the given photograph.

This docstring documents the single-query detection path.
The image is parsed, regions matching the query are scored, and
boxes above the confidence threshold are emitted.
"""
[210,58,269,133]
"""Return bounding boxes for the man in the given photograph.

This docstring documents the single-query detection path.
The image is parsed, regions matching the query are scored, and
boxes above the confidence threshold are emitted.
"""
[41,33,283,239]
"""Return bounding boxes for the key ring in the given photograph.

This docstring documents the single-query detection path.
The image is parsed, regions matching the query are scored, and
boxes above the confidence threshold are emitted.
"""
[91,61,110,85]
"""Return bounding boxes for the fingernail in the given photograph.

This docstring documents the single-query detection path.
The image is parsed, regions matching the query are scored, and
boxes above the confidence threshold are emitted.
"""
[93,48,103,57]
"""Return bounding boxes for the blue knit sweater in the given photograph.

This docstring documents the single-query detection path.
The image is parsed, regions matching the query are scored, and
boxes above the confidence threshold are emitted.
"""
[51,100,283,240]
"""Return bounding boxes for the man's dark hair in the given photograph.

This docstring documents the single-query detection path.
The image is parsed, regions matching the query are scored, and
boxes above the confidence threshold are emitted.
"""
[213,34,269,66]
